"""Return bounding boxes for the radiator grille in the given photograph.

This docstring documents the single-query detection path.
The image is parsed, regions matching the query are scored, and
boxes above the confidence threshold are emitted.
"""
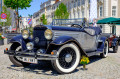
[33,27,47,48]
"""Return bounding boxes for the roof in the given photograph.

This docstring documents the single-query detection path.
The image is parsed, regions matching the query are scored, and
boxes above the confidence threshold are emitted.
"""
[55,0,59,3]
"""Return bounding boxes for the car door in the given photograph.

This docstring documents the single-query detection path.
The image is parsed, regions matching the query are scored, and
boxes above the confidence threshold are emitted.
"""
[78,28,98,52]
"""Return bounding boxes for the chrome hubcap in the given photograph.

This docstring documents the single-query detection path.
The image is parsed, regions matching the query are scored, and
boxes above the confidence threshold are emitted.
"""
[65,54,72,63]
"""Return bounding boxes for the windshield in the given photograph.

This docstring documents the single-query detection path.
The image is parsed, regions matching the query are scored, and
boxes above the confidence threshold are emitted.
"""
[51,18,84,27]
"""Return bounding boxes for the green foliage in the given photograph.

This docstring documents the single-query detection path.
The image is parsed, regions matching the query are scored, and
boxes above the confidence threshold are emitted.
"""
[28,14,32,18]
[40,14,47,25]
[19,15,22,17]
[4,0,32,10]
[0,35,2,40]
[4,0,32,29]
[0,6,12,27]
[0,33,3,40]
[28,27,33,35]
[54,3,69,19]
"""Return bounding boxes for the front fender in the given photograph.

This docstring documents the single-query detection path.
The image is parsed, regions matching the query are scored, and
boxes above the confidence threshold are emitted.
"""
[10,35,32,50]
[112,38,119,47]
[48,36,88,57]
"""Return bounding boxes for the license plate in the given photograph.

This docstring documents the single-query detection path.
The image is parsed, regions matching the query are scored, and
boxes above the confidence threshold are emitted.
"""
[23,57,38,64]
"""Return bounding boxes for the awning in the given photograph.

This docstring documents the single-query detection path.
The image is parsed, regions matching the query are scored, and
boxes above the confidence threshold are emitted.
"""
[97,17,120,24]
[111,18,120,25]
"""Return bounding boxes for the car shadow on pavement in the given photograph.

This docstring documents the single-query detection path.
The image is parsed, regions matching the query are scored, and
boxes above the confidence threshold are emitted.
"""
[88,55,102,64]
[7,62,59,76]
[7,55,103,76]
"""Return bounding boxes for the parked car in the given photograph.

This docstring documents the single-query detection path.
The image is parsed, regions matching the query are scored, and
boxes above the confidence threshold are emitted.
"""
[5,19,109,74]
[100,33,119,53]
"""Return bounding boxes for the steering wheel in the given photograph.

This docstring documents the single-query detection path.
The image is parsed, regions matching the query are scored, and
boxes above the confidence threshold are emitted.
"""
[71,24,82,28]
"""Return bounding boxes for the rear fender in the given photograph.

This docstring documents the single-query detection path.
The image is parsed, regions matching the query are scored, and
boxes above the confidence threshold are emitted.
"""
[112,38,119,47]
[47,36,88,57]
[10,35,32,50]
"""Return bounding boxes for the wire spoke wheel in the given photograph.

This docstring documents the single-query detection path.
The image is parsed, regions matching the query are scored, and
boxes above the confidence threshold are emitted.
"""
[51,43,80,74]
[58,47,76,69]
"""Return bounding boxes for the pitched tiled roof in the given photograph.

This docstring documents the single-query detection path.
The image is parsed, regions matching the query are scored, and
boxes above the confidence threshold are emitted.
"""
[55,0,59,3]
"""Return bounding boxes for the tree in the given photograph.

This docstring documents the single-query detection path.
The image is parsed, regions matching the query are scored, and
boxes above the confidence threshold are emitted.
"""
[4,0,32,31]
[0,6,12,27]
[28,14,32,18]
[54,3,69,19]
[40,14,47,25]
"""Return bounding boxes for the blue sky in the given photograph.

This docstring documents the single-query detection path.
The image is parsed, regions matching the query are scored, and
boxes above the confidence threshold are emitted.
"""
[19,0,47,17]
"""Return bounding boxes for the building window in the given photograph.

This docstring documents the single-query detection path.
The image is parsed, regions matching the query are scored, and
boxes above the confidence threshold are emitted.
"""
[69,2,71,10]
[81,0,85,5]
[112,6,116,16]
[88,0,90,3]
[82,10,84,18]
[36,19,39,23]
[78,0,80,6]
[70,12,71,19]
[78,10,80,18]
[74,1,76,7]
[74,12,76,18]
[99,6,103,17]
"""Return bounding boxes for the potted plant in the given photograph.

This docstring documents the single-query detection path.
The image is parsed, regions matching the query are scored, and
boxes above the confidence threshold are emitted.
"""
[80,56,90,70]
[0,33,5,45]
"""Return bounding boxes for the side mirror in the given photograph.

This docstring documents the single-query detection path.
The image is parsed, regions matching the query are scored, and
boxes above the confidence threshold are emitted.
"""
[84,28,95,35]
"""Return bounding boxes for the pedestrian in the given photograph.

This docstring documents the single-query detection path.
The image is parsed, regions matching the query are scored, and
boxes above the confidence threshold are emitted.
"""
[93,19,97,27]
[83,18,89,27]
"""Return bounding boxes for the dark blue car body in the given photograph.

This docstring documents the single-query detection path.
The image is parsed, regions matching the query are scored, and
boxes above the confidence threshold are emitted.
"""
[4,19,111,74]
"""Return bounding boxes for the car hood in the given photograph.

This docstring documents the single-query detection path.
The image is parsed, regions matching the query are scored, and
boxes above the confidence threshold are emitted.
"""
[43,25,81,32]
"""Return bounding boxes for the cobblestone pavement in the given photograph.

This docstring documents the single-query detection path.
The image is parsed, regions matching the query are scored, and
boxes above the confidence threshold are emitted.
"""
[0,44,120,79]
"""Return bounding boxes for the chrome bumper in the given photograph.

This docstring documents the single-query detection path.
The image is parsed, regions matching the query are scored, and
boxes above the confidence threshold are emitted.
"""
[4,50,58,60]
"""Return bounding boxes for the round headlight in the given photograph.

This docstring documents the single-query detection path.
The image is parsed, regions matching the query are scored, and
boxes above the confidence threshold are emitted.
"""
[22,30,29,39]
[44,29,53,40]
[26,42,34,50]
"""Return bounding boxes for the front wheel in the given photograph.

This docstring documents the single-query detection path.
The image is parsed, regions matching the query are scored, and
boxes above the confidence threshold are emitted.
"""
[9,43,30,67]
[100,41,109,58]
[51,43,80,74]
[9,55,30,67]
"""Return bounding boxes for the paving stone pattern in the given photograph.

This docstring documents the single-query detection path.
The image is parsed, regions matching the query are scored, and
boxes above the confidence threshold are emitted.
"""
[0,45,120,79]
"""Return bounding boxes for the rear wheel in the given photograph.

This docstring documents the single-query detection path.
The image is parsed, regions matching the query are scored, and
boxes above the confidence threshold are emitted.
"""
[113,41,118,53]
[100,41,109,58]
[51,43,80,74]
[9,43,30,67]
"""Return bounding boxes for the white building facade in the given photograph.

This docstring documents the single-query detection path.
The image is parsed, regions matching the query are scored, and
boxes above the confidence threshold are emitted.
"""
[97,0,120,35]
[33,0,120,35]
[19,17,32,31]
[61,0,120,35]
[40,0,56,24]
[32,11,40,27]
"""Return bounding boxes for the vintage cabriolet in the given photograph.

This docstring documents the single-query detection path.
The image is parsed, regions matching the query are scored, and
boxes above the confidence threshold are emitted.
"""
[100,33,119,53]
[5,19,109,74]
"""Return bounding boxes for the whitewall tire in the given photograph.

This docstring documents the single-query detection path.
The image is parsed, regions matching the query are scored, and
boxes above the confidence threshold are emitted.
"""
[100,41,109,58]
[51,43,80,74]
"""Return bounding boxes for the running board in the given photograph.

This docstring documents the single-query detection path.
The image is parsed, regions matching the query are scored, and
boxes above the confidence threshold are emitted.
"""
[86,51,102,57]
